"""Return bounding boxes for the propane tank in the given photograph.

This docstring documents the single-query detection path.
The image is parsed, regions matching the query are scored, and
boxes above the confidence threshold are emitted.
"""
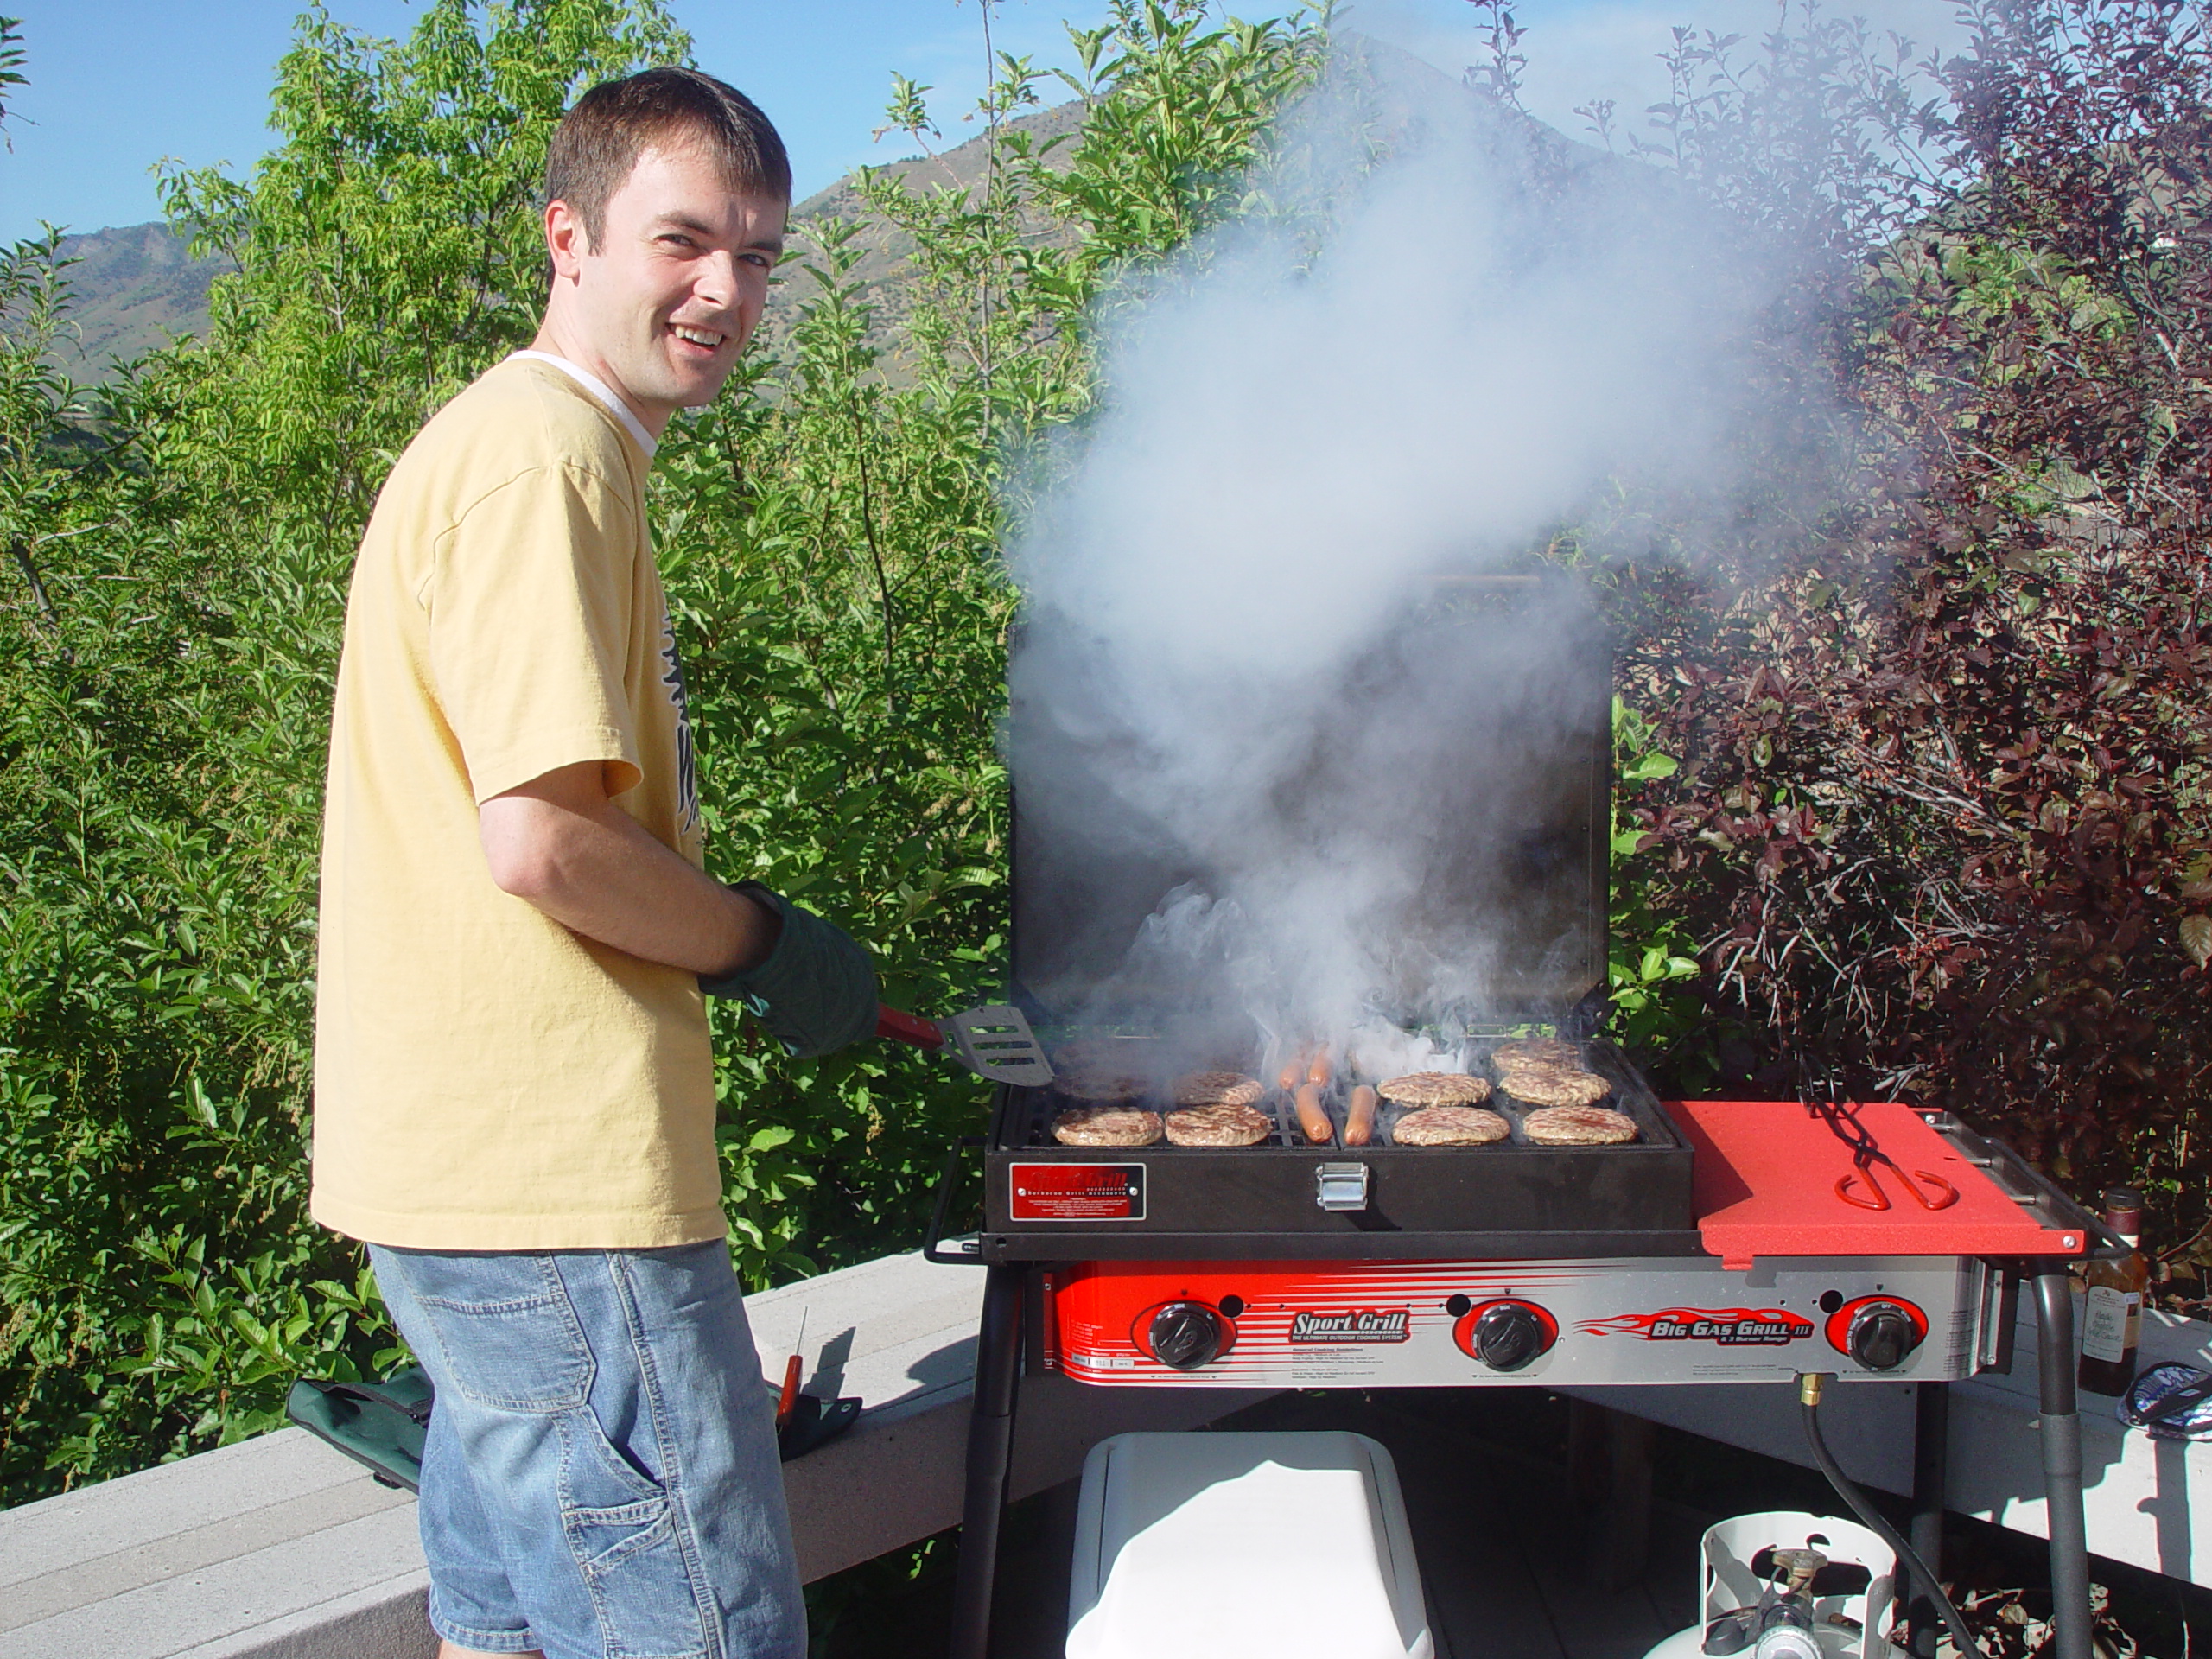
[1639,1514,1902,1659]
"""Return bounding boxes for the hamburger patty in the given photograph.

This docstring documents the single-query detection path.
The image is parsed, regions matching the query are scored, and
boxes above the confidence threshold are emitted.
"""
[1056,1071,1148,1102]
[1052,1040,1155,1101]
[1052,1106,1164,1147]
[1164,1101,1272,1147]
[1391,1105,1511,1146]
[1496,1065,1612,1108]
[1378,1071,1493,1107]
[1490,1038,1582,1069]
[1521,1104,1638,1146]
[1172,1070,1264,1108]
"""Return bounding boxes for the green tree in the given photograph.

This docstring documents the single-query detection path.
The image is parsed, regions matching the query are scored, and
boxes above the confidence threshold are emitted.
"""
[0,16,25,138]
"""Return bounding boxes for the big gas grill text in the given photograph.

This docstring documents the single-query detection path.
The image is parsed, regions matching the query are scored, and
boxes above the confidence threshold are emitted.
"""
[1577,1307,1815,1346]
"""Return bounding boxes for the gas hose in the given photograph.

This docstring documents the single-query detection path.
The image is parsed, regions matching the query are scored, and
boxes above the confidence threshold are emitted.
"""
[1797,1373,1980,1659]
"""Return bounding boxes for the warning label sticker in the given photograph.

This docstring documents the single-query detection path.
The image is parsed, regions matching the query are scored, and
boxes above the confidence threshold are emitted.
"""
[1008,1163,1146,1222]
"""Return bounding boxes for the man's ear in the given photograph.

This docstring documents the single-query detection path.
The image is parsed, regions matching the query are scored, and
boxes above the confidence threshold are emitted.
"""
[544,199,592,283]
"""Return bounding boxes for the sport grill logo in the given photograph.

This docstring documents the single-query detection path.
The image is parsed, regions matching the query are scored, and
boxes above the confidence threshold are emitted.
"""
[1290,1309,1410,1344]
[1578,1307,1815,1346]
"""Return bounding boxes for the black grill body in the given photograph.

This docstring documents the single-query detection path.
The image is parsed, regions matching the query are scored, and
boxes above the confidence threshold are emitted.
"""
[978,1038,1696,1263]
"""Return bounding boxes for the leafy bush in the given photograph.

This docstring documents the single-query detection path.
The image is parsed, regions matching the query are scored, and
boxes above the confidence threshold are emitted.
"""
[1587,1,2212,1274]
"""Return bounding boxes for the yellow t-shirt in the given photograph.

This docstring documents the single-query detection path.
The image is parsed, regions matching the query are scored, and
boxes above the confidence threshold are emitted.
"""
[311,354,722,1249]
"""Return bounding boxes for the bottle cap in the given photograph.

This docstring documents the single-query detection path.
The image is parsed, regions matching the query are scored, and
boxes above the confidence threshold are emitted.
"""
[2104,1186,2143,1236]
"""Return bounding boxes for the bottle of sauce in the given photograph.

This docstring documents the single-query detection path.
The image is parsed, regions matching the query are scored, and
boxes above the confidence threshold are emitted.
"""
[2078,1186,2150,1396]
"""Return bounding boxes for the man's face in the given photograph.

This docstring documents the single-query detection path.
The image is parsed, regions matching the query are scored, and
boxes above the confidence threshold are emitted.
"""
[543,138,785,432]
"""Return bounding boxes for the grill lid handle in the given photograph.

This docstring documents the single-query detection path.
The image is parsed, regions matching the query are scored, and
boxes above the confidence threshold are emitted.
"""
[1314,1162,1372,1212]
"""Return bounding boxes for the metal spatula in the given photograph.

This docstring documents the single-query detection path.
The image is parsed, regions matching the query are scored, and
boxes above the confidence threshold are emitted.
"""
[875,1002,1055,1088]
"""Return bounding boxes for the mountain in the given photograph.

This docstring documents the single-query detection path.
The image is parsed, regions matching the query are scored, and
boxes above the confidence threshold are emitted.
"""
[48,221,232,383]
[753,99,1091,365]
[41,101,1087,385]
[47,52,1561,387]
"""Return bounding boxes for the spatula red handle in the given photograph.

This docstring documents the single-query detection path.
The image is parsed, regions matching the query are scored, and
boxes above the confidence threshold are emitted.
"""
[875,1003,945,1052]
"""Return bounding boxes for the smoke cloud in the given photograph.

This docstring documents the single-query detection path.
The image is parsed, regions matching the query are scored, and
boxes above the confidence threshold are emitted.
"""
[1007,41,1800,1065]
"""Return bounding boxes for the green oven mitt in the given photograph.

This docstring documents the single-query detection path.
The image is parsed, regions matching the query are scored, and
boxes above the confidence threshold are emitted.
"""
[286,1369,433,1491]
[700,883,877,1058]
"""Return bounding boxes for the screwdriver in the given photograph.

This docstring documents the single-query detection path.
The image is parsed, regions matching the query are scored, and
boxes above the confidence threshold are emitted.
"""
[775,1308,808,1428]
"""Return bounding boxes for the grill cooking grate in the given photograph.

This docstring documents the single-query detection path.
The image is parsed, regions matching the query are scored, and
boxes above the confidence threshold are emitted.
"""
[1007,1037,1677,1153]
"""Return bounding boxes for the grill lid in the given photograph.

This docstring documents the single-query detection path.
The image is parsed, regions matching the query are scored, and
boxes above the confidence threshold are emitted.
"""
[1009,573,1611,1023]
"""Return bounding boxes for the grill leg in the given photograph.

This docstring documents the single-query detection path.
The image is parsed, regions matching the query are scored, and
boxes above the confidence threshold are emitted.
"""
[2031,1264,2092,1659]
[1601,1409,1655,1591]
[1908,1381,1949,1659]
[949,1262,1025,1659]
[1565,1399,1653,1590]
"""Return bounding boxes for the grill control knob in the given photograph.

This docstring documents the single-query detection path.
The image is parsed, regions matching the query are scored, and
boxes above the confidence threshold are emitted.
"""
[1147,1302,1225,1370]
[1471,1302,1551,1373]
[1846,1301,1922,1371]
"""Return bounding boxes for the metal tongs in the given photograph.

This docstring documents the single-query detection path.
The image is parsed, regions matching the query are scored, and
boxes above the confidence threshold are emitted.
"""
[875,1002,1054,1088]
[1811,1096,1959,1212]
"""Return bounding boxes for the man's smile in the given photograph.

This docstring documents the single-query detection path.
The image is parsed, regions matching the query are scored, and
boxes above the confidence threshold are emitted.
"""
[669,321,728,354]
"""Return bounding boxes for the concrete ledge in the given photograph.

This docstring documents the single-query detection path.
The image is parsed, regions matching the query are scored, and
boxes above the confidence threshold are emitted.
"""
[0,1249,1273,1658]
[0,1426,427,1659]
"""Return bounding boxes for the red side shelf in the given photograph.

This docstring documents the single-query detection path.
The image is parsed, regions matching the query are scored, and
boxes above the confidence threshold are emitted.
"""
[1669,1099,2089,1268]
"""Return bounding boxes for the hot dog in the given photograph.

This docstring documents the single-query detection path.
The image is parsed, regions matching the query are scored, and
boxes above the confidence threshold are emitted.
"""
[1344,1084,1378,1147]
[1277,1047,1308,1093]
[1306,1046,1332,1087]
[1293,1081,1333,1146]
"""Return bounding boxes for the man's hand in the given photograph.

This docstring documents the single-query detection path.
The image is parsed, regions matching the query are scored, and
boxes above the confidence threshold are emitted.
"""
[479,760,778,978]
[699,884,878,1058]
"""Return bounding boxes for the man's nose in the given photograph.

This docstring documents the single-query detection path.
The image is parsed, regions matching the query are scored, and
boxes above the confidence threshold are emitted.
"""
[695,249,739,311]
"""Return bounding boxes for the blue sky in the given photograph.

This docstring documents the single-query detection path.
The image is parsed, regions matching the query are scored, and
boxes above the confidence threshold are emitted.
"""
[0,0,1965,245]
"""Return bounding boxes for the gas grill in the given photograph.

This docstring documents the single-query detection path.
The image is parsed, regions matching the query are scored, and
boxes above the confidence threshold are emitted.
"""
[929,575,2109,1659]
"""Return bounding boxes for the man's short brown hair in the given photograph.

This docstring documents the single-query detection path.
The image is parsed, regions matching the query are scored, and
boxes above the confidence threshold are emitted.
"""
[546,67,791,247]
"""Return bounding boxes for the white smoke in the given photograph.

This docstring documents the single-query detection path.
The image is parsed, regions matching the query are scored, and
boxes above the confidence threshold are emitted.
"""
[1008,39,1795,1059]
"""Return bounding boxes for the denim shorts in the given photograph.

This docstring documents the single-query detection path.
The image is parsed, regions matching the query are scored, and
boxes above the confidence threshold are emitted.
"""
[368,1241,804,1659]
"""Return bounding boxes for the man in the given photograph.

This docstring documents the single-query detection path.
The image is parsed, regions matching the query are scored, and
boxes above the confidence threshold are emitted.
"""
[311,67,876,1659]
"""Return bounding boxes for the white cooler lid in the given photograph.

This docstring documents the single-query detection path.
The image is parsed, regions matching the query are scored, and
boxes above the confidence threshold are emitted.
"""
[1066,1430,1433,1659]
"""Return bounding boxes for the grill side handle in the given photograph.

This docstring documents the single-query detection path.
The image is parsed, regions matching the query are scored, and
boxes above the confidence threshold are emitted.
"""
[923,1136,988,1265]
[1916,1110,2113,1259]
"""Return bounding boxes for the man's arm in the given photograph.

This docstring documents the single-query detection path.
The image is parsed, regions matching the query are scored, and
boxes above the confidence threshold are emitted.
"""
[479,760,778,976]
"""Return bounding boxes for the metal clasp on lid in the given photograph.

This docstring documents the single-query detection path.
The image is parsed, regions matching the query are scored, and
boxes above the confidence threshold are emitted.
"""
[1314,1162,1371,1212]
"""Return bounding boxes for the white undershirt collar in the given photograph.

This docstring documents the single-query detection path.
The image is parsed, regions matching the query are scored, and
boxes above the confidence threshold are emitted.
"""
[508,350,658,459]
